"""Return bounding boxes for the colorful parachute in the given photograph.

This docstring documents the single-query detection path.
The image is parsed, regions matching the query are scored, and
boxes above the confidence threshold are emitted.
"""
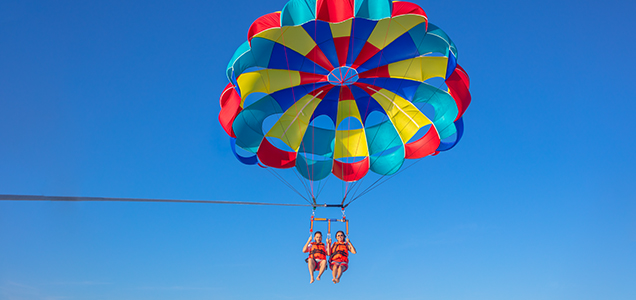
[219,0,471,183]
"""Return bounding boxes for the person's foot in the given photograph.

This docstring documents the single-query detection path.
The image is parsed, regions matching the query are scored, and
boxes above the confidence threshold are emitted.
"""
[310,277,315,284]
[335,277,340,283]
[332,278,337,283]
[316,275,321,281]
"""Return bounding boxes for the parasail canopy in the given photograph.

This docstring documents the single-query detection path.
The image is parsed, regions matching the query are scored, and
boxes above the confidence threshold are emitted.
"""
[219,0,471,185]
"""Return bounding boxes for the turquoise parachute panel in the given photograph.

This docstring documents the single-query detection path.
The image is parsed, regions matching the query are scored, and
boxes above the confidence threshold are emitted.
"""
[355,0,392,20]
[251,38,277,68]
[426,23,457,57]
[298,126,335,156]
[281,0,316,26]
[366,120,405,176]
[231,38,276,82]
[296,154,333,181]
[229,50,256,85]
[365,120,404,155]
[226,41,251,83]
[233,95,284,153]
[369,145,404,175]
[296,125,334,180]
[412,83,459,139]
[408,23,450,56]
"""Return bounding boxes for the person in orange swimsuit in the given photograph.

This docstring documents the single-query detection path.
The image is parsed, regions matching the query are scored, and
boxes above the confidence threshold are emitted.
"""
[302,231,330,283]
[329,230,356,283]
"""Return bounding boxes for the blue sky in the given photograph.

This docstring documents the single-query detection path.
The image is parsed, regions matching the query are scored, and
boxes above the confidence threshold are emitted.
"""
[1,0,635,299]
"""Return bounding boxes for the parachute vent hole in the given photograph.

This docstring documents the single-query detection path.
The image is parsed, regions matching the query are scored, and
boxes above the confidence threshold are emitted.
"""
[336,117,364,131]
[335,156,367,164]
[243,92,268,109]
[364,111,390,128]
[298,152,332,162]
[370,145,402,157]
[413,103,436,122]
[265,137,295,153]
[425,77,447,91]
[440,131,458,145]
[309,115,335,130]
[406,124,432,144]
[234,144,257,158]
[262,113,284,135]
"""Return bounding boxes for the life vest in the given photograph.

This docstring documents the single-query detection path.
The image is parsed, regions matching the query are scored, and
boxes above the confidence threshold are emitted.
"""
[308,242,327,260]
[330,241,349,263]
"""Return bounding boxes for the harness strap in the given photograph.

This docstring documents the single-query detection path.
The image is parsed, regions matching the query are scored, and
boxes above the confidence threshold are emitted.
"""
[311,248,326,256]
[332,249,348,257]
[308,242,327,259]
[329,242,349,263]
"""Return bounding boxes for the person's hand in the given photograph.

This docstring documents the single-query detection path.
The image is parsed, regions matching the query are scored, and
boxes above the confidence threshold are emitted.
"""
[307,236,313,243]
[345,237,350,243]
[326,238,332,244]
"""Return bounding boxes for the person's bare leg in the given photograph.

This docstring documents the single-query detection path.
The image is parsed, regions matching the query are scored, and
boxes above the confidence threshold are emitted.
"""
[335,265,343,283]
[316,260,327,280]
[332,264,337,283]
[308,259,315,283]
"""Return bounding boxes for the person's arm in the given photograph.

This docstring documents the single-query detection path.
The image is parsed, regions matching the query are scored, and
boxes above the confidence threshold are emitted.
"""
[325,238,332,256]
[346,238,357,254]
[302,236,312,253]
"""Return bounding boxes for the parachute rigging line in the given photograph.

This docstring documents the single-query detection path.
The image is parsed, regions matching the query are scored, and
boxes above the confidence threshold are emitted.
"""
[314,172,332,201]
[0,194,312,207]
[339,16,415,206]
[265,168,312,204]
[292,168,314,200]
[344,76,449,207]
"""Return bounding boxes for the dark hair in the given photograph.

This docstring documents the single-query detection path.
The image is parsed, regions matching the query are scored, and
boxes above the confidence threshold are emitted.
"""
[335,230,346,239]
[314,231,322,237]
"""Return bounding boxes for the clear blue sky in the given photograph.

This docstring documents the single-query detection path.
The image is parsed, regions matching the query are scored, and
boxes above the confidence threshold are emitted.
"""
[1,0,635,299]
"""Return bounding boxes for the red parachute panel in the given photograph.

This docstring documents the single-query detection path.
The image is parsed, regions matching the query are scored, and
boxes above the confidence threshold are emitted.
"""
[446,64,471,121]
[316,0,355,23]
[257,138,297,169]
[333,158,369,182]
[404,126,441,159]
[248,12,281,44]
[219,83,242,137]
